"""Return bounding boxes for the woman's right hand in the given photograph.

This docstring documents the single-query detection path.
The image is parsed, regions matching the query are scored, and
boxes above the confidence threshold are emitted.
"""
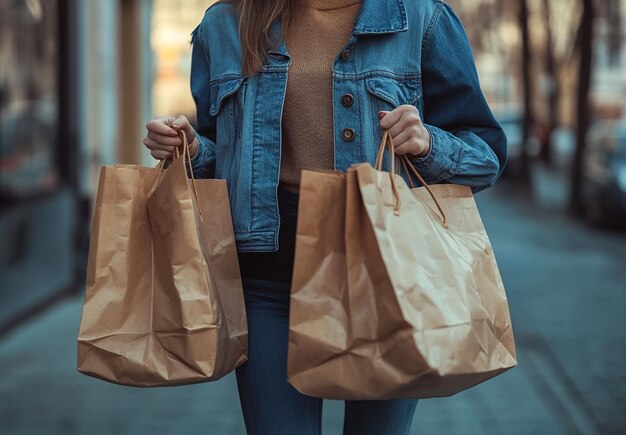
[143,115,199,161]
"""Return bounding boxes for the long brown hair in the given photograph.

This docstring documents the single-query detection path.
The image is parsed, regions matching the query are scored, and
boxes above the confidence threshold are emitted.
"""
[231,0,293,76]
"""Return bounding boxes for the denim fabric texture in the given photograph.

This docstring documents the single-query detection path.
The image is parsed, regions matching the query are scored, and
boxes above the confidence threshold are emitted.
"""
[188,0,507,253]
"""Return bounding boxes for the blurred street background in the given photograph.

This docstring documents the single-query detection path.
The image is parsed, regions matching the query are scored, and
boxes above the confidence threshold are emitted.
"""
[1,0,625,434]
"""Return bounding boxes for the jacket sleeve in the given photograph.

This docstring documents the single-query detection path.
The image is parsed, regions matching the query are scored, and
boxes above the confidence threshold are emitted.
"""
[187,23,217,179]
[410,1,507,192]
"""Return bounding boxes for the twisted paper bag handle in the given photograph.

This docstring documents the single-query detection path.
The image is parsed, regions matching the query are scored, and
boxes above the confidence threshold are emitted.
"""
[375,129,448,228]
[156,130,203,219]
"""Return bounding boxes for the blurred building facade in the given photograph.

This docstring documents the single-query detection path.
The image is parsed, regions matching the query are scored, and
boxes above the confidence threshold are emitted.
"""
[0,0,150,330]
[1,0,79,329]
[0,0,220,331]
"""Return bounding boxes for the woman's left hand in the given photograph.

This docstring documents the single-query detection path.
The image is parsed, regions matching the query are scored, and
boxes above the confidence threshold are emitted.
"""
[378,105,431,158]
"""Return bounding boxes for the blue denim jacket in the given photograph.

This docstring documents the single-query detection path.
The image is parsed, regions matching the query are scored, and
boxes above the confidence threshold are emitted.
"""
[189,0,507,252]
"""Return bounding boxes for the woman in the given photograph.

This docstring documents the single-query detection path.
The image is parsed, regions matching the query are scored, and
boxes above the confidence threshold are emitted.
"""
[143,0,507,433]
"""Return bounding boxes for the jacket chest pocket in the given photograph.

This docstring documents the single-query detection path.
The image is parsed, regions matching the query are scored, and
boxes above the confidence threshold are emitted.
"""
[365,75,422,122]
[210,76,247,143]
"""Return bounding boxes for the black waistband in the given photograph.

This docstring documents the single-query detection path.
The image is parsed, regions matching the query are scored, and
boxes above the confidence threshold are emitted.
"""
[237,187,300,283]
[277,186,299,206]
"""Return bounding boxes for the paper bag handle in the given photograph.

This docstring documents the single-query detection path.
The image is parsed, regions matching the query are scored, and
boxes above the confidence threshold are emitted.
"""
[399,155,448,228]
[374,130,402,215]
[375,130,448,228]
[155,131,203,220]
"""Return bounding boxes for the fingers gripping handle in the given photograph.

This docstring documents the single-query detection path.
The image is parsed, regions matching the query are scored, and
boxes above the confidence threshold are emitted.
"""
[375,130,448,228]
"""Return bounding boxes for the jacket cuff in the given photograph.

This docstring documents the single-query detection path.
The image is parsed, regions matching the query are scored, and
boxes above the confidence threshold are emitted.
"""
[186,136,209,178]
[407,124,463,183]
[189,137,203,164]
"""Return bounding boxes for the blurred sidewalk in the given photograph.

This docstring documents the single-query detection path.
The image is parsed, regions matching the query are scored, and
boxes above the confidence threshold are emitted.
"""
[1,181,625,435]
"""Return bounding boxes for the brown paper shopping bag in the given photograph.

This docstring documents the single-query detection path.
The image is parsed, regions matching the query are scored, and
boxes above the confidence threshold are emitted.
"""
[288,131,516,399]
[78,133,247,386]
[287,170,349,386]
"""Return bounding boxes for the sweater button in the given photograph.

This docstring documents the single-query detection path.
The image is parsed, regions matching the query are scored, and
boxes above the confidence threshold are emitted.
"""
[341,94,354,107]
[341,49,351,61]
[342,128,356,141]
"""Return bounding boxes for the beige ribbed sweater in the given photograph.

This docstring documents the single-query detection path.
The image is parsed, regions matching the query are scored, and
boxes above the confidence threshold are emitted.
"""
[279,0,362,191]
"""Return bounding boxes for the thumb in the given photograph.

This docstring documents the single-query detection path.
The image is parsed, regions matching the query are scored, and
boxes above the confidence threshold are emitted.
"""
[170,115,189,130]
[378,111,389,120]
[170,115,196,141]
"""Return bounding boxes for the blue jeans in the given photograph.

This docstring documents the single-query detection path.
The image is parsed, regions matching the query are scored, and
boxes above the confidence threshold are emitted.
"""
[235,189,418,435]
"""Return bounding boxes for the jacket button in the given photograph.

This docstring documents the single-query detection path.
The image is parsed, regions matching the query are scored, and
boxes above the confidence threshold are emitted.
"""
[341,94,354,107]
[342,128,356,141]
[341,49,351,61]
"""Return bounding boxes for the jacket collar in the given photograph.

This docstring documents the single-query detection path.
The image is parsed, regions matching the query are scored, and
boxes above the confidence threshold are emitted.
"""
[352,0,407,35]
[268,0,407,57]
